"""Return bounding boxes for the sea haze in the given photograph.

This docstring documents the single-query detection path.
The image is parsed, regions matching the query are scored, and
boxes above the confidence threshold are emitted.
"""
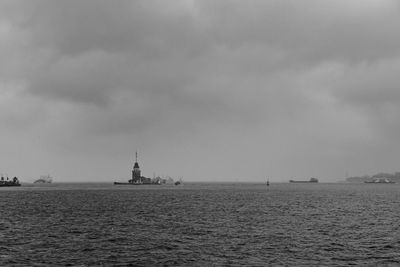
[1,183,400,266]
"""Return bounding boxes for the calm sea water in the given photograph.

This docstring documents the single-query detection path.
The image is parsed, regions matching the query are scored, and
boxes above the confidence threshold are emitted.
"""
[1,182,400,266]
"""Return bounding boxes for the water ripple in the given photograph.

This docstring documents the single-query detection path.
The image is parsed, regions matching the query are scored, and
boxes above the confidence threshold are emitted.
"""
[1,183,400,265]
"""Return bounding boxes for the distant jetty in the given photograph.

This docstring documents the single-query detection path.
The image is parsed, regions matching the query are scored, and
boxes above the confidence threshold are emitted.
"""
[114,152,174,185]
[289,177,318,183]
[346,172,399,183]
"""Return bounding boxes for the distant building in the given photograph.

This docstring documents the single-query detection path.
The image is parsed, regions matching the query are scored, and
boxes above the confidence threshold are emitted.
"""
[130,152,142,184]
[124,152,170,185]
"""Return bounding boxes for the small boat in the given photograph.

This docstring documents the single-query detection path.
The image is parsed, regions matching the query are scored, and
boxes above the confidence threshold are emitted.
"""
[266,178,270,187]
[34,175,53,183]
[0,176,21,187]
[174,177,183,186]
[364,178,395,184]
[289,177,318,183]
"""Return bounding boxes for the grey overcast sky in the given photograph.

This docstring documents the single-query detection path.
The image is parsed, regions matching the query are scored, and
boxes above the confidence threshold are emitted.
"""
[1,0,400,182]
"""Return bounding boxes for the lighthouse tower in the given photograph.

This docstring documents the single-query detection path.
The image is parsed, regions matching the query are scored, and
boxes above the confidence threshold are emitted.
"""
[131,152,141,183]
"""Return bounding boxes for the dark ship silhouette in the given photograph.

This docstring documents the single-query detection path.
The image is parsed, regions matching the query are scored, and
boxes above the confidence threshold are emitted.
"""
[289,177,318,183]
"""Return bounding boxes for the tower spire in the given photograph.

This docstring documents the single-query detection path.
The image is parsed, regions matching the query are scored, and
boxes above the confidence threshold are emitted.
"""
[136,151,138,162]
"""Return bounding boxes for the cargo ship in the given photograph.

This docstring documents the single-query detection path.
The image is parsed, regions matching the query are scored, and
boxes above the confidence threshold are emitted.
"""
[289,177,318,183]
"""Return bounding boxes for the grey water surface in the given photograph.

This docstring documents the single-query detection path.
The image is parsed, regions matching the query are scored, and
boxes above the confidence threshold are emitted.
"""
[1,182,400,266]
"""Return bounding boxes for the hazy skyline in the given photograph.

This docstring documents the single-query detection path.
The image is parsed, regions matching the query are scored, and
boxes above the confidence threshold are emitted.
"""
[1,0,400,182]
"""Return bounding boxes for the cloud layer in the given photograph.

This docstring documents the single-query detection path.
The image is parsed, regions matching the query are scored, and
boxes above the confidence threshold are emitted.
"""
[1,0,400,181]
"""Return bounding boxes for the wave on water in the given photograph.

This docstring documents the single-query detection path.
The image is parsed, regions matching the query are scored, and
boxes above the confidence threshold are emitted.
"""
[1,183,400,266]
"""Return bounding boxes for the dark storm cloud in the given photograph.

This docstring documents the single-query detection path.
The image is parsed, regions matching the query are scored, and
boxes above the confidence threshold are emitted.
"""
[4,0,400,110]
[2,0,211,106]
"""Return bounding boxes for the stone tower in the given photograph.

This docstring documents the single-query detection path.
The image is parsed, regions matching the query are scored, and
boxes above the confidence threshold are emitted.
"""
[132,151,141,183]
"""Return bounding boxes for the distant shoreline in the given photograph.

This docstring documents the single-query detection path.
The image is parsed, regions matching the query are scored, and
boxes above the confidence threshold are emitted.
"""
[346,172,400,183]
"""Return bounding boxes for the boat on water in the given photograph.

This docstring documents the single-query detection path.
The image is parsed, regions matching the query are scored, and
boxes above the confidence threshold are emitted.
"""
[0,176,21,187]
[289,177,319,183]
[174,178,183,186]
[364,178,395,184]
[34,175,53,183]
[114,152,174,185]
